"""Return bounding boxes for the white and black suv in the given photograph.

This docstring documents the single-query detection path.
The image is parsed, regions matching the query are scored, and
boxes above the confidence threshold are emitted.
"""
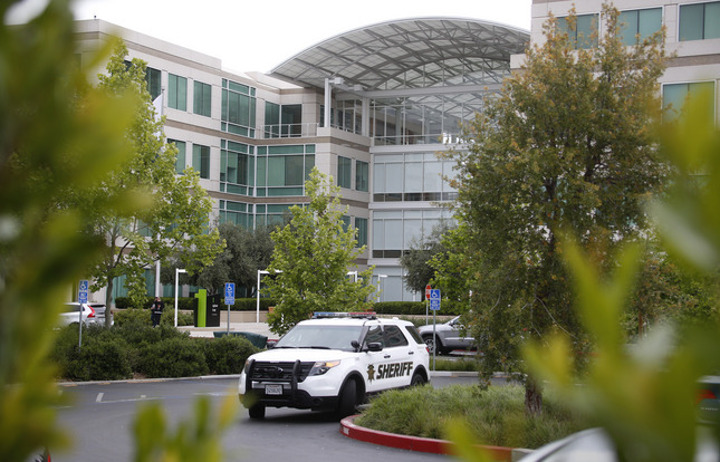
[238,313,430,419]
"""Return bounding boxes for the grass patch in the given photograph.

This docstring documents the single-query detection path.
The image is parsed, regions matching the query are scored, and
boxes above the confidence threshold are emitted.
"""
[355,384,590,449]
[432,358,479,372]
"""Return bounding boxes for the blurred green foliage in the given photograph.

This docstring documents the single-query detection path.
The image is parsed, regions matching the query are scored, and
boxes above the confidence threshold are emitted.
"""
[518,76,720,461]
[0,1,235,460]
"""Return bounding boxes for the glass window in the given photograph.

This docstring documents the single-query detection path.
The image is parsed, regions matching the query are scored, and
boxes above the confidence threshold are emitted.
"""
[145,67,161,101]
[663,82,716,121]
[168,74,187,111]
[338,156,352,188]
[285,156,304,186]
[282,104,302,137]
[619,8,662,45]
[221,141,252,194]
[193,81,212,117]
[265,102,280,138]
[680,2,720,41]
[219,200,253,228]
[168,139,186,174]
[385,163,403,193]
[355,217,368,247]
[404,162,423,192]
[356,160,369,192]
[384,325,409,347]
[192,144,210,179]
[222,81,257,137]
[558,14,598,49]
[364,325,384,347]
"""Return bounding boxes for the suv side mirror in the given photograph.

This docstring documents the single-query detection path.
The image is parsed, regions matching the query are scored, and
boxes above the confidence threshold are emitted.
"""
[366,342,383,352]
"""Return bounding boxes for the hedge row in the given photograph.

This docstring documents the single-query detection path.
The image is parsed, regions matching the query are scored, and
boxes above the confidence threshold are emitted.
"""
[372,300,467,316]
[114,296,277,311]
[112,296,468,316]
[113,308,194,326]
[51,322,259,381]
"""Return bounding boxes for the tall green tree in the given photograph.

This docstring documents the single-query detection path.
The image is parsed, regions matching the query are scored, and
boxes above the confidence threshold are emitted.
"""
[264,168,375,334]
[444,5,668,413]
[84,44,223,318]
[400,223,453,299]
[165,222,274,296]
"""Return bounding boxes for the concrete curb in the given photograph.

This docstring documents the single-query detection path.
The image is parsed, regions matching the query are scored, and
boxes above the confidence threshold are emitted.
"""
[339,415,527,461]
[57,374,241,387]
[57,371,477,387]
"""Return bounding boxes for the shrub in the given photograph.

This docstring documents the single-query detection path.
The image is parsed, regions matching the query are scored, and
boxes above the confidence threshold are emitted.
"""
[432,358,479,372]
[114,308,151,326]
[160,309,193,326]
[355,385,589,448]
[136,337,209,378]
[58,326,133,381]
[203,336,259,375]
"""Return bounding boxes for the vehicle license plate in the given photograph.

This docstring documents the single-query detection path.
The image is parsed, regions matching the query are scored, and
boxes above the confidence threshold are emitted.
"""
[265,384,283,395]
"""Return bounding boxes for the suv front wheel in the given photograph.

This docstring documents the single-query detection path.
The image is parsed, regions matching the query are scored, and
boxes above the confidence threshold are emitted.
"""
[248,402,265,420]
[337,379,359,418]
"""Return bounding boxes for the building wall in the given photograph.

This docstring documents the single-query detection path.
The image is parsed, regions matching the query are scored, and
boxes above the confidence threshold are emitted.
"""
[522,0,720,123]
[74,18,512,304]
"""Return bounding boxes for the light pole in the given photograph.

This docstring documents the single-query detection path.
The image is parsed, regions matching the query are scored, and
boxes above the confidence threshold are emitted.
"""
[256,269,282,323]
[174,268,186,327]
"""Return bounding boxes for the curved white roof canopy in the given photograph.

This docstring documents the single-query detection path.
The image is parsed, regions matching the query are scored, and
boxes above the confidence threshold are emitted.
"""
[270,17,529,94]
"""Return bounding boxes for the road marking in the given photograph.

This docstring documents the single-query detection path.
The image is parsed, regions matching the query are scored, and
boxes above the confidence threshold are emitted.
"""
[96,393,104,403]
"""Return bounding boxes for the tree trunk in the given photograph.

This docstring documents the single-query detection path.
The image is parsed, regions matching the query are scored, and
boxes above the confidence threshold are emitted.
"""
[525,376,543,415]
[104,277,114,328]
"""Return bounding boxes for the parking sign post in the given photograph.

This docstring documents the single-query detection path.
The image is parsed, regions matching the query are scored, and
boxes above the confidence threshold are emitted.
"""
[224,282,235,334]
[429,289,441,370]
[78,280,89,348]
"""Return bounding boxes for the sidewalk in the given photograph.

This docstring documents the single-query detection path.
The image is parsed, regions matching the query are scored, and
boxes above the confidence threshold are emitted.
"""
[179,322,276,340]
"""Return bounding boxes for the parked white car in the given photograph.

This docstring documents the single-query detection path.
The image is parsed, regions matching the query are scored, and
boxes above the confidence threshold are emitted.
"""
[59,302,111,327]
[59,302,95,327]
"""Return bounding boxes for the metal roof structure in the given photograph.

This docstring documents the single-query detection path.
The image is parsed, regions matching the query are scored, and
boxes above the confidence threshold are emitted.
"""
[270,17,529,94]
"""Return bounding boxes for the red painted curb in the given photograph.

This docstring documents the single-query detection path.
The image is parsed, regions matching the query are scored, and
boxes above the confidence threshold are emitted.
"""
[339,415,514,460]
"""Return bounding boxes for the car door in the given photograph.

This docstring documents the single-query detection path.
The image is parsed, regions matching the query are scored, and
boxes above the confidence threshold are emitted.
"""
[444,316,474,349]
[380,324,416,388]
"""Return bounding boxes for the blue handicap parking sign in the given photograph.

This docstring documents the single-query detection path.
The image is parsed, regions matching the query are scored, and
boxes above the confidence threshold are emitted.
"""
[78,279,89,304]
[429,289,441,310]
[224,283,235,305]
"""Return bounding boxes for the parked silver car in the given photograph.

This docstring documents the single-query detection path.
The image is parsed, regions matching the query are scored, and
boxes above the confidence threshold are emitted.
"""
[418,315,474,355]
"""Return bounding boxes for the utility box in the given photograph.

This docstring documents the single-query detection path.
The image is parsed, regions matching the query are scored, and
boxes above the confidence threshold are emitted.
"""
[206,293,221,327]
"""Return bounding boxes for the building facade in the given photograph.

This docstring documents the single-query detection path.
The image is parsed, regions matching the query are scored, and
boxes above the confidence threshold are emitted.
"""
[75,18,529,303]
[514,0,719,122]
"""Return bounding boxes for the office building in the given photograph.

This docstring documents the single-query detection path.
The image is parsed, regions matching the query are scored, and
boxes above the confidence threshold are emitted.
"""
[75,17,529,303]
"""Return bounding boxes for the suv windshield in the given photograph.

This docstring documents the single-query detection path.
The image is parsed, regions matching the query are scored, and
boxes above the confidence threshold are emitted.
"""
[275,325,364,351]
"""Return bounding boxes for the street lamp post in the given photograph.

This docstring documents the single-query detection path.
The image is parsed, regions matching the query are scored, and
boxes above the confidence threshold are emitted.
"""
[174,268,186,327]
[256,269,282,323]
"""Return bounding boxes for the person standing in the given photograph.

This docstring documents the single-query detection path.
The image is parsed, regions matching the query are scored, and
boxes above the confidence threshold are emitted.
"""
[151,296,165,327]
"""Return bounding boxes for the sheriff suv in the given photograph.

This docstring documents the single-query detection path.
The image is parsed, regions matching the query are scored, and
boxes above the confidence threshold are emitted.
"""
[238,313,430,419]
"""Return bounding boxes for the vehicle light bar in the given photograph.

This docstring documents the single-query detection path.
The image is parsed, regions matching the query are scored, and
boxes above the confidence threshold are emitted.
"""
[312,311,377,319]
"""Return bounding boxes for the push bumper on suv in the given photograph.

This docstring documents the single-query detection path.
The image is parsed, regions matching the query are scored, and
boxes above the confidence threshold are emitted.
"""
[240,359,340,410]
